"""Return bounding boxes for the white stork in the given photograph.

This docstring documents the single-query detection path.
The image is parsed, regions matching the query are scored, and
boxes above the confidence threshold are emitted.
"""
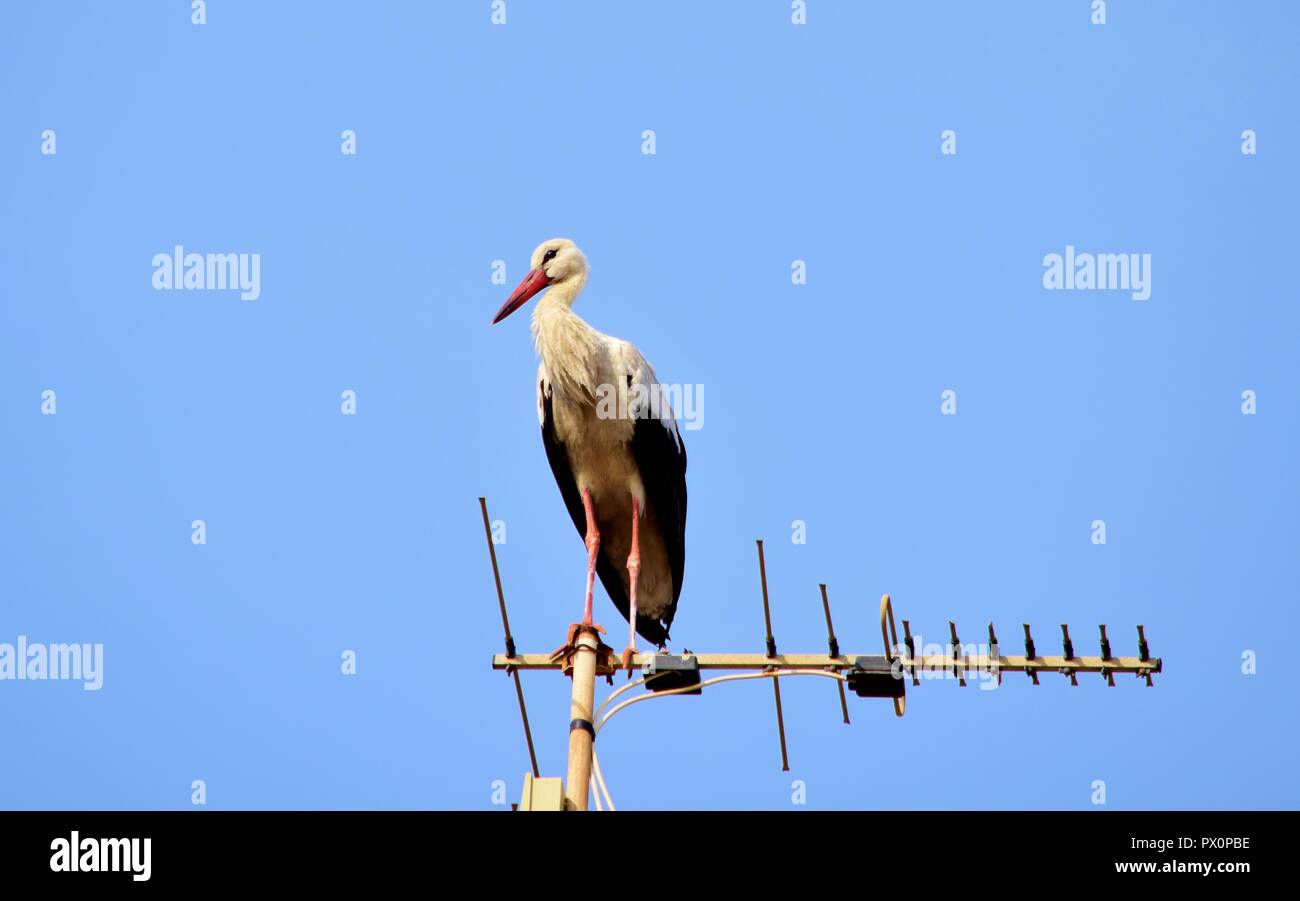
[491,239,688,670]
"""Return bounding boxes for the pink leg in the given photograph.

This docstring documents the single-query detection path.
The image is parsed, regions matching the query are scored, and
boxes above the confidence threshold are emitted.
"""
[581,486,600,626]
[622,499,641,672]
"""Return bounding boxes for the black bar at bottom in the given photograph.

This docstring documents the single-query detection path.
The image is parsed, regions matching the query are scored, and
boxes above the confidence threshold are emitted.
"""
[0,810,1276,887]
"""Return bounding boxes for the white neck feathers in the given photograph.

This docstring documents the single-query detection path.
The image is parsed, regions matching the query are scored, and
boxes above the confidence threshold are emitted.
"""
[531,293,603,405]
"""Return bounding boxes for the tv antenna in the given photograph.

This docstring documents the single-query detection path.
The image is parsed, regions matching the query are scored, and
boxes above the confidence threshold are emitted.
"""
[479,498,1162,810]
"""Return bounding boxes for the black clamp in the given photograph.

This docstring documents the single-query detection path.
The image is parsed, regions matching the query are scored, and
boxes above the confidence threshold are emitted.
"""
[1098,625,1115,687]
[1060,624,1078,686]
[949,622,966,687]
[846,656,906,699]
[642,654,702,695]
[1023,624,1039,685]
[987,622,1003,686]
[902,620,918,686]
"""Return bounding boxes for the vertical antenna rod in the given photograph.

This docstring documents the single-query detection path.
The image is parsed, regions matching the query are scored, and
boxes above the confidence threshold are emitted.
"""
[987,622,1003,687]
[1061,624,1078,686]
[819,584,851,725]
[478,497,539,778]
[1099,624,1115,687]
[1137,625,1153,687]
[756,541,790,771]
[949,621,967,687]
[902,619,919,686]
[1022,624,1040,685]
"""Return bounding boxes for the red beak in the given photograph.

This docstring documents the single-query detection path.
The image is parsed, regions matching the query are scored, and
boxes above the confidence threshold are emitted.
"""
[492,268,551,324]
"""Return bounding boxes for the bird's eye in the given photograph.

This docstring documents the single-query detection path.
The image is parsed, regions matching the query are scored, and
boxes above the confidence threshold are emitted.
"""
[543,248,558,263]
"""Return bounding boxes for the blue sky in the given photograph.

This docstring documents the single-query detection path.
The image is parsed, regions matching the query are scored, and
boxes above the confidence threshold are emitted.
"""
[1,1,1297,810]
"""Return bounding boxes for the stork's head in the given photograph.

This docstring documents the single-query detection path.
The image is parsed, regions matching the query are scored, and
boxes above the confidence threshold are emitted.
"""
[491,238,587,324]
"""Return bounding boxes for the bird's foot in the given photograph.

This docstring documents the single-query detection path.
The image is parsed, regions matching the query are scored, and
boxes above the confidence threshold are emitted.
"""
[550,623,615,679]
[555,621,606,656]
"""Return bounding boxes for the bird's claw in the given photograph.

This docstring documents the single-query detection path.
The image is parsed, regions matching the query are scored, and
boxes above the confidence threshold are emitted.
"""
[550,623,607,663]
[557,621,605,653]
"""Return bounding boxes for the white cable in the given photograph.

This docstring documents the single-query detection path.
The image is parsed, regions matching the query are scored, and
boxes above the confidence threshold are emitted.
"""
[588,668,848,809]
[598,668,847,733]
[591,746,616,811]
[585,672,665,811]
[595,671,664,726]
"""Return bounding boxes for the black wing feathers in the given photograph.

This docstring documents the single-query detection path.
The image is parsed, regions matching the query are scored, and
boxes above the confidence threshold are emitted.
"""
[629,414,687,636]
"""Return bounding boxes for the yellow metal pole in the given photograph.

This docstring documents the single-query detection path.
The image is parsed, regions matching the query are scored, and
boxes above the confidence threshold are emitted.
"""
[564,628,598,811]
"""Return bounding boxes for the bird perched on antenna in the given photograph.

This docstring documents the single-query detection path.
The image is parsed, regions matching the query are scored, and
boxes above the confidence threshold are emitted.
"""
[492,239,688,672]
